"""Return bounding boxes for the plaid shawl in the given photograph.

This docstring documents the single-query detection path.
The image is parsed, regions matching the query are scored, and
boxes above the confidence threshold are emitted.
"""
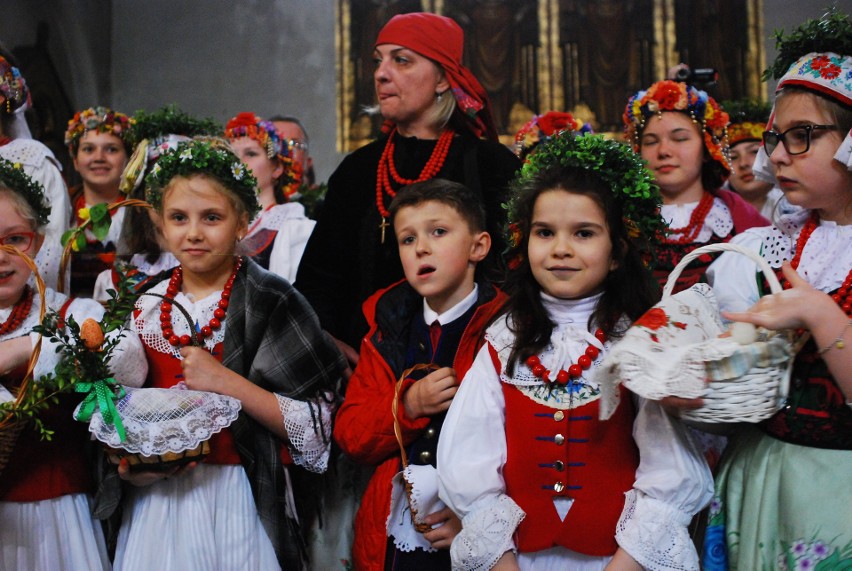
[224,258,346,569]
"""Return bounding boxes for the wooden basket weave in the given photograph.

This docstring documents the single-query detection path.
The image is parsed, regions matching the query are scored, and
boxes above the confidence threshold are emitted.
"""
[664,243,804,423]
[0,246,47,477]
[392,363,439,534]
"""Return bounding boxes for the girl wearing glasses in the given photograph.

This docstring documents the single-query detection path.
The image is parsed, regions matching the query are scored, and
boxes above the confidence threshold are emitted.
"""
[623,81,768,296]
[225,112,315,283]
[0,158,146,570]
[700,12,852,570]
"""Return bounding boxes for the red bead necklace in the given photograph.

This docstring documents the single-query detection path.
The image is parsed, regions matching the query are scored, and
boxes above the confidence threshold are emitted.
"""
[375,127,454,243]
[661,191,715,245]
[159,257,241,347]
[0,285,33,336]
[525,328,607,386]
[786,214,852,316]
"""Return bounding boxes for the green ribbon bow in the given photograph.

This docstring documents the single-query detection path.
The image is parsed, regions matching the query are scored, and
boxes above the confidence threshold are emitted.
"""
[73,378,127,442]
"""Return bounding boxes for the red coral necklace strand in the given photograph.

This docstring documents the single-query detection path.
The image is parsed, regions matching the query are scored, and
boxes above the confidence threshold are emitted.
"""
[0,285,33,336]
[160,257,242,347]
[375,127,454,243]
[661,191,715,245]
[786,214,852,316]
[525,328,607,386]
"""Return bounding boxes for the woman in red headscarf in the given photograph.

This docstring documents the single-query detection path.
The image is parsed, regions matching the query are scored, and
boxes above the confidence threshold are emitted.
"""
[295,12,521,364]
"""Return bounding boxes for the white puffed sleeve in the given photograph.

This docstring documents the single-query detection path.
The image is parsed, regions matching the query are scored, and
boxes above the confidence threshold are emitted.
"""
[615,396,714,570]
[275,391,335,473]
[437,344,525,571]
[705,231,764,317]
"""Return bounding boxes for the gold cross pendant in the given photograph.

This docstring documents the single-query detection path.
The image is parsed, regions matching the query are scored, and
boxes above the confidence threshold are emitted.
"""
[379,217,389,244]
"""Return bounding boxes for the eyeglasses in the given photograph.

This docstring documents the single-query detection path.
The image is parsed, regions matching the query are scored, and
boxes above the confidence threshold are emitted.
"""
[762,124,838,156]
[0,231,36,251]
[282,139,308,153]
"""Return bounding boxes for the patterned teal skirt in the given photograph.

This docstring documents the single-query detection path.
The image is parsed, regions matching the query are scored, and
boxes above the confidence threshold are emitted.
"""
[703,427,852,570]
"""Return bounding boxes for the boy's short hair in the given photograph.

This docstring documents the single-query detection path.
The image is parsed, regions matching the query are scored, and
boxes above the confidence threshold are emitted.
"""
[388,178,486,233]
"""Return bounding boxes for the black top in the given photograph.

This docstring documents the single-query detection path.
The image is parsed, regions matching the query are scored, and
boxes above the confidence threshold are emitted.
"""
[295,131,520,348]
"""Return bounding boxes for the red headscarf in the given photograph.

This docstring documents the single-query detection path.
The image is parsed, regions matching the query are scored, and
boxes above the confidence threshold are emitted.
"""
[375,12,498,141]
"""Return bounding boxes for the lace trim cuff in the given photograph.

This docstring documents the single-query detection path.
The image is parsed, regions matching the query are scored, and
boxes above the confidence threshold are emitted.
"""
[450,495,525,571]
[615,489,699,571]
[276,392,334,473]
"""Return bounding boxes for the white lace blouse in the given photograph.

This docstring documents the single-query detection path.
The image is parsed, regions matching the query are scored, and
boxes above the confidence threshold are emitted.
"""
[437,294,713,570]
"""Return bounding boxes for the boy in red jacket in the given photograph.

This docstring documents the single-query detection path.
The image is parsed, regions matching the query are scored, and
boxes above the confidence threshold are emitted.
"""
[334,179,507,571]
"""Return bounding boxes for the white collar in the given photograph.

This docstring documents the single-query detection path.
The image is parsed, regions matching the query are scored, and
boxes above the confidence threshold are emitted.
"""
[540,291,601,328]
[423,283,479,326]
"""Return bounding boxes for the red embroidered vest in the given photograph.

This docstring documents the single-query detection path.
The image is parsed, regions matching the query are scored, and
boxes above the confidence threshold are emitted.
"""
[502,380,638,556]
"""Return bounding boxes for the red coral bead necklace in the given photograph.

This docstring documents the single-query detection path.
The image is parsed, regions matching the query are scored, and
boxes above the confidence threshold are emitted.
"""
[0,285,33,336]
[525,328,607,385]
[160,257,242,347]
[660,191,715,245]
[375,127,454,243]
[786,214,852,316]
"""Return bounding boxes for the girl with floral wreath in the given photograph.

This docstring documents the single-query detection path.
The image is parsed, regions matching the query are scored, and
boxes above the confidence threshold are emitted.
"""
[0,55,70,291]
[64,106,134,297]
[623,80,768,295]
[0,158,146,570]
[437,132,712,571]
[698,11,852,570]
[224,112,315,283]
[110,139,345,571]
[295,12,521,366]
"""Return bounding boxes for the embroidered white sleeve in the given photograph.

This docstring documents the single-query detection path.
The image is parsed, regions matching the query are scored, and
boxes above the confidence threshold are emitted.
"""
[275,391,335,473]
[451,495,525,571]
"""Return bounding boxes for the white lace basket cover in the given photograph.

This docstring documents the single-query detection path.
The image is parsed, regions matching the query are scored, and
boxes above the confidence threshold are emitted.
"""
[82,386,242,456]
[599,243,796,423]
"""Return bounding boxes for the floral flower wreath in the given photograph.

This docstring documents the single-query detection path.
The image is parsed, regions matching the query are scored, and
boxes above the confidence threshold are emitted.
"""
[506,132,665,248]
[623,80,731,173]
[762,8,852,82]
[513,111,589,160]
[64,106,135,153]
[145,140,260,219]
[0,157,50,226]
[130,105,222,150]
[722,99,771,147]
[0,56,30,114]
[224,112,290,161]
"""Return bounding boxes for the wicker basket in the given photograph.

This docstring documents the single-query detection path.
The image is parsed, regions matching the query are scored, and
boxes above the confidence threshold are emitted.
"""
[663,242,800,423]
[0,246,47,477]
[392,363,439,534]
[105,441,210,473]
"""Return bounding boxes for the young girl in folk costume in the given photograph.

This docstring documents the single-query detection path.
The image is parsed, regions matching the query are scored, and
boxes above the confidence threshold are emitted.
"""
[0,55,70,291]
[92,106,222,301]
[623,80,768,294]
[437,133,713,571]
[224,112,315,282]
[65,106,134,297]
[701,13,852,569]
[113,140,345,571]
[0,158,146,570]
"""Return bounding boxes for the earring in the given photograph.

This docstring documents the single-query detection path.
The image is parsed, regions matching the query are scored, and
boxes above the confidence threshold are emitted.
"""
[436,91,444,102]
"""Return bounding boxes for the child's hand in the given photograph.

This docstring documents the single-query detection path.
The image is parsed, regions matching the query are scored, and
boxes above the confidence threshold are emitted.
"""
[403,367,458,419]
[116,457,197,487]
[722,262,826,331]
[180,346,232,393]
[421,506,462,549]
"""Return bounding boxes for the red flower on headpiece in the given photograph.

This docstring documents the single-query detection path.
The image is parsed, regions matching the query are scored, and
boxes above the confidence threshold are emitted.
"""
[811,55,831,70]
[653,82,686,110]
[821,64,842,80]
[536,112,579,136]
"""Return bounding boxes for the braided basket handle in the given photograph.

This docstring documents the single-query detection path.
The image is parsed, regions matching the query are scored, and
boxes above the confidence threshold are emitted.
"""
[392,363,440,468]
[58,198,153,293]
[0,245,47,427]
[662,242,784,299]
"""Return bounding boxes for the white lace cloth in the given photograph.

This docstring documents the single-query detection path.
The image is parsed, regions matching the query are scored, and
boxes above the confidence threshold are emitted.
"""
[240,202,315,283]
[0,288,147,387]
[84,386,241,455]
[437,294,712,570]
[133,279,333,472]
[706,213,852,313]
[0,139,70,291]
[387,465,447,553]
[660,196,732,243]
